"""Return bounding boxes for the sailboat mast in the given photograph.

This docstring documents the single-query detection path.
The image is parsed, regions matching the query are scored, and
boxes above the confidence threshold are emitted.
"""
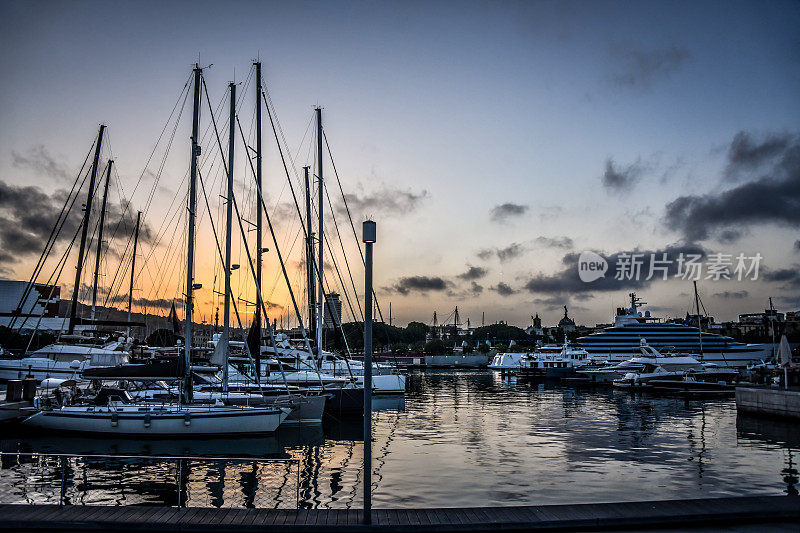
[91,159,112,321]
[222,81,236,392]
[693,280,704,360]
[254,61,263,365]
[68,124,105,335]
[316,107,324,353]
[183,65,202,404]
[304,165,315,338]
[126,211,141,339]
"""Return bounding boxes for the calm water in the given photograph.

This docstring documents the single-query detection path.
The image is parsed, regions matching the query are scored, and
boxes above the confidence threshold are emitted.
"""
[1,370,798,508]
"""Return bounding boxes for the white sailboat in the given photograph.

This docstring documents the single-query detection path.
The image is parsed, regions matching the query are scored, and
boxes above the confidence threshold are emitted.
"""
[23,68,291,437]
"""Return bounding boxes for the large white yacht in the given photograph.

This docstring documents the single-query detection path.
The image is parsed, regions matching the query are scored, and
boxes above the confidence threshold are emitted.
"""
[578,339,739,384]
[0,335,129,382]
[574,293,771,367]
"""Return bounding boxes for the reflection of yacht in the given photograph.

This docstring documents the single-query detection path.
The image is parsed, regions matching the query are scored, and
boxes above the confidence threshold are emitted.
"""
[0,336,129,382]
[575,293,770,367]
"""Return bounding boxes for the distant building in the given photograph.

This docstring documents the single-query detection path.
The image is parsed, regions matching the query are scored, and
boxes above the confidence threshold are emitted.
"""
[525,313,544,336]
[0,280,71,332]
[323,292,342,329]
[558,306,576,333]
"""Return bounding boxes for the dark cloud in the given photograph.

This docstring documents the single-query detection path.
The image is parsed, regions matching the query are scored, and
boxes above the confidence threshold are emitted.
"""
[602,158,644,191]
[714,290,748,299]
[137,297,185,310]
[610,44,690,91]
[476,248,494,261]
[533,295,569,312]
[389,275,451,295]
[762,267,800,287]
[726,131,793,180]
[489,203,528,223]
[11,145,71,180]
[534,236,574,249]
[717,229,743,244]
[795,240,800,252]
[337,183,427,218]
[457,265,488,281]
[523,243,708,295]
[491,282,517,297]
[447,280,485,299]
[0,179,153,271]
[664,132,800,241]
[497,243,526,262]
[0,180,81,260]
[476,242,528,262]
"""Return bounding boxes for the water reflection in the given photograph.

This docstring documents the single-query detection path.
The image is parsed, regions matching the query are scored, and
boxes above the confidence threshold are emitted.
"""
[1,371,796,508]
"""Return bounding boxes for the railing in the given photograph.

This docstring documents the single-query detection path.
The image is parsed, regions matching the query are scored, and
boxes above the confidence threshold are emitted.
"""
[0,452,300,508]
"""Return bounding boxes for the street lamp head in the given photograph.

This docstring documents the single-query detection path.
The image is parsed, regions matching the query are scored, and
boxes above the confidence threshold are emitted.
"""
[362,220,376,243]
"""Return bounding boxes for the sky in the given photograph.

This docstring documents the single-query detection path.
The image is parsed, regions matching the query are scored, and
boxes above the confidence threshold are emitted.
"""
[0,0,799,329]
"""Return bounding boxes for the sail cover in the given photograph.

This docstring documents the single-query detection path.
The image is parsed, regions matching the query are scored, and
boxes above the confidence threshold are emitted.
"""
[777,335,793,367]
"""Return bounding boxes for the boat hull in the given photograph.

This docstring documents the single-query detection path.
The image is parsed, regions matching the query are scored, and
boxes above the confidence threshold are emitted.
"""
[324,386,364,414]
[0,359,81,382]
[21,406,289,436]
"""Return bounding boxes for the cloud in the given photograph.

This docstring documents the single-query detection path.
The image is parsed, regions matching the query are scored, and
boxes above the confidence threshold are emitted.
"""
[523,242,708,296]
[0,179,153,272]
[602,158,644,191]
[610,44,690,91]
[336,182,427,218]
[389,275,451,295]
[135,297,185,310]
[490,282,517,296]
[497,243,526,262]
[534,236,574,249]
[489,203,528,223]
[476,249,494,260]
[447,280,485,299]
[762,266,800,287]
[532,295,569,312]
[476,242,528,262]
[726,131,793,181]
[0,180,81,261]
[795,240,800,252]
[717,229,743,244]
[664,132,800,241]
[11,145,71,181]
[714,290,749,299]
[457,265,488,281]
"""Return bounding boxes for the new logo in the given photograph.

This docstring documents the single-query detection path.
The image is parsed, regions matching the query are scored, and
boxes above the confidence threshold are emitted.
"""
[578,251,608,282]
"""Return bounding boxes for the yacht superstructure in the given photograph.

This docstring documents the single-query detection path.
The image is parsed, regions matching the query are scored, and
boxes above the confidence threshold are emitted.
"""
[574,294,770,367]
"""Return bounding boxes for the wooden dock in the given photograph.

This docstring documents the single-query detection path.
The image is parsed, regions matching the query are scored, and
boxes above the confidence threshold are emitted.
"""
[1,495,797,531]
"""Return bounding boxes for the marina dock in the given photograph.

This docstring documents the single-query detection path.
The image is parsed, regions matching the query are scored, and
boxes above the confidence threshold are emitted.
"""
[736,386,800,420]
[1,495,797,531]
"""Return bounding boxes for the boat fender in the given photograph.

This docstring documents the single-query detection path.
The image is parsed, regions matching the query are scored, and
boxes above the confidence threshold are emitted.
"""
[111,413,119,427]
[144,413,151,428]
[184,413,191,427]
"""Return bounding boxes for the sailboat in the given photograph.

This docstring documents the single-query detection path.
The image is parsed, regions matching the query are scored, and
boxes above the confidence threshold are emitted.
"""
[0,127,135,382]
[23,66,289,436]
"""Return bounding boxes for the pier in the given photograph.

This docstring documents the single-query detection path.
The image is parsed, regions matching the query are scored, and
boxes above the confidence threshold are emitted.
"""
[736,386,800,420]
[1,495,797,531]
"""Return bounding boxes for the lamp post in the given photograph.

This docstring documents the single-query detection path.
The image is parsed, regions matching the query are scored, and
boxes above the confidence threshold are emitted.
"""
[362,219,376,525]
